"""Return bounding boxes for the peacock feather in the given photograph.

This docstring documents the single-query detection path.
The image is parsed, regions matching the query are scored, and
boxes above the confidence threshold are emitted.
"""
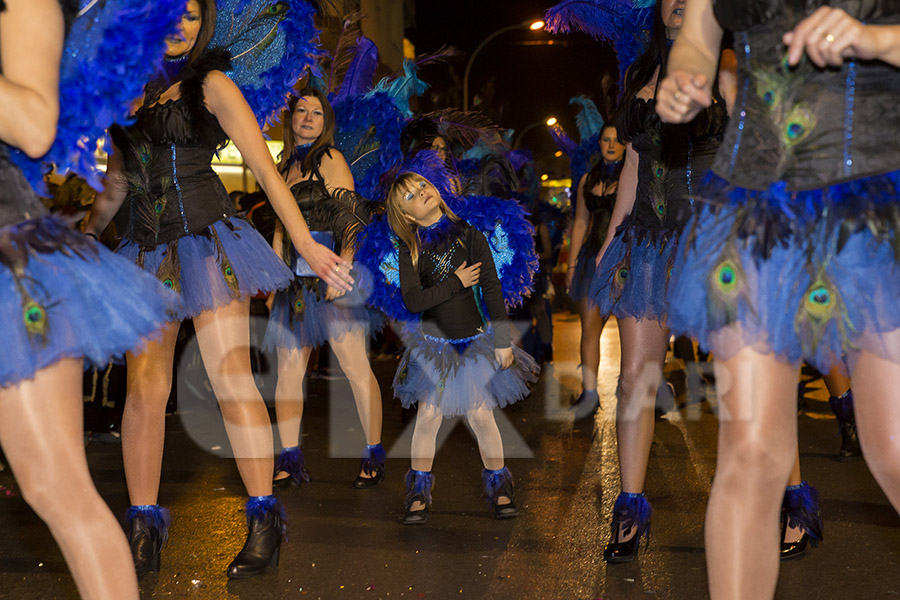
[793,265,855,356]
[706,245,750,324]
[210,228,240,298]
[15,279,49,344]
[155,242,182,293]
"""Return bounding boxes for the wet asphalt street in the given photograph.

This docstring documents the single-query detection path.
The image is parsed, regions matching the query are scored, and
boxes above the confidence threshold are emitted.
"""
[0,313,898,599]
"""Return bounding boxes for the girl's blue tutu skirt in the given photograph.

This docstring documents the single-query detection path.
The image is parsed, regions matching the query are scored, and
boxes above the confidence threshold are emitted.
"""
[590,222,680,321]
[262,276,385,351]
[393,330,540,417]
[0,217,179,387]
[117,216,292,320]
[667,201,900,372]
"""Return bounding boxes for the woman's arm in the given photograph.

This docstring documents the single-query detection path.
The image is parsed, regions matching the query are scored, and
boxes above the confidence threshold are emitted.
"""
[84,140,128,236]
[566,173,591,291]
[718,49,738,117]
[203,71,352,290]
[595,143,638,267]
[656,0,724,124]
[318,149,355,193]
[784,7,900,68]
[0,0,64,157]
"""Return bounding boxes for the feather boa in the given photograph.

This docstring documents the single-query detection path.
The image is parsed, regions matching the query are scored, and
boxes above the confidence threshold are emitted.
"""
[9,0,184,192]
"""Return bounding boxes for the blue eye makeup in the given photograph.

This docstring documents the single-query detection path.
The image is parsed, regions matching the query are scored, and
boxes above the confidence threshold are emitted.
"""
[402,181,427,202]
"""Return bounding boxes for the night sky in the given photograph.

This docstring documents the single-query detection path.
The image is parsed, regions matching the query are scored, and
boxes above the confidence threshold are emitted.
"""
[408,0,617,176]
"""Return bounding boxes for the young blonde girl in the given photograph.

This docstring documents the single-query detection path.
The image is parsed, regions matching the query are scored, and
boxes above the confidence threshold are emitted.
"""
[385,170,539,524]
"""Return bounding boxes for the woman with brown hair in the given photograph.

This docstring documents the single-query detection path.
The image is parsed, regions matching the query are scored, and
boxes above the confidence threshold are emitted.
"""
[85,0,352,579]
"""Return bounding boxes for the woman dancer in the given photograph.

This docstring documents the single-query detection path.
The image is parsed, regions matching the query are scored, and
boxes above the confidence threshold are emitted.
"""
[385,167,539,524]
[0,1,177,597]
[567,124,625,416]
[264,89,385,488]
[588,0,736,562]
[85,0,352,579]
[658,2,900,597]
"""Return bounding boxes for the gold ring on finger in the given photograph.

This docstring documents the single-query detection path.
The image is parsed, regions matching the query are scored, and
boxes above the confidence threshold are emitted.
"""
[824,33,835,43]
[335,265,341,272]
[673,91,681,102]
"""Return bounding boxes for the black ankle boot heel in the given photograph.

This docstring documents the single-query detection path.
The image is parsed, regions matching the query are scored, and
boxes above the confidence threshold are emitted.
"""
[125,505,170,576]
[780,481,823,561]
[226,496,286,579]
[603,492,652,564]
[829,390,861,461]
[402,470,433,525]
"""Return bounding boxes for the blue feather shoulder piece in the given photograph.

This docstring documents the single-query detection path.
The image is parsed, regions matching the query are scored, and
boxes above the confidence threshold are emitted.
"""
[211,0,322,126]
[8,0,184,192]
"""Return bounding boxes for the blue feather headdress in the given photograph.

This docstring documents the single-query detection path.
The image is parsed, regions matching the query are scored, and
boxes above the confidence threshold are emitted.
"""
[211,0,323,126]
[544,0,655,86]
[548,95,606,189]
[8,0,185,192]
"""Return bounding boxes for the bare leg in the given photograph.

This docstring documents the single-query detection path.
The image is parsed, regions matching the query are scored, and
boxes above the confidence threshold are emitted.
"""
[849,340,900,513]
[707,347,798,600]
[616,317,670,495]
[578,298,608,392]
[823,362,850,397]
[193,298,274,497]
[122,321,180,505]
[274,346,312,447]
[0,359,139,600]
[330,328,383,447]
[466,406,505,470]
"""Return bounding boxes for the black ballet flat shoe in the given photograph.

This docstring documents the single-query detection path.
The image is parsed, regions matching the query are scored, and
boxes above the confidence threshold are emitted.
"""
[780,530,810,561]
[273,447,311,488]
[402,470,433,526]
[482,467,519,519]
[570,390,600,420]
[780,481,823,562]
[603,492,652,564]
[125,505,170,576]
[226,496,285,579]
[354,443,386,489]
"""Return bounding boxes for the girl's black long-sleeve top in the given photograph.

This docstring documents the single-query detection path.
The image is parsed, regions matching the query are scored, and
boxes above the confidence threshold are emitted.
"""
[398,218,511,348]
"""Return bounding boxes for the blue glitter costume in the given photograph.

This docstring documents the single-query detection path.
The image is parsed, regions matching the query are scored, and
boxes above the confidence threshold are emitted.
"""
[667,0,900,371]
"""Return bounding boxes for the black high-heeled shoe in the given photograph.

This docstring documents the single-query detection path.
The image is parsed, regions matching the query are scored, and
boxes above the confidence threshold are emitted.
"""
[226,496,286,579]
[125,505,170,576]
[354,443,386,489]
[482,467,518,519]
[273,446,311,488]
[603,492,652,564]
[570,390,600,420]
[829,390,861,461]
[780,481,823,562]
[402,470,433,525]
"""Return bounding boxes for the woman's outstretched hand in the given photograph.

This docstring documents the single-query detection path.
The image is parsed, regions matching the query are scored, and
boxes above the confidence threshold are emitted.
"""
[656,70,712,124]
[783,7,874,68]
[297,240,354,291]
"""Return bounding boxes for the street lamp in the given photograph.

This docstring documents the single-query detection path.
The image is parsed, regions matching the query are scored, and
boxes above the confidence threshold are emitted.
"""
[513,116,557,150]
[462,19,545,113]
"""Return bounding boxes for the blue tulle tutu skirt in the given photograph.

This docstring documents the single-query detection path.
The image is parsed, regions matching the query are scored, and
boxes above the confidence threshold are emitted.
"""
[117,216,292,320]
[262,276,385,351]
[393,330,540,417]
[0,217,179,387]
[569,245,601,302]
[590,222,680,321]
[667,203,900,372]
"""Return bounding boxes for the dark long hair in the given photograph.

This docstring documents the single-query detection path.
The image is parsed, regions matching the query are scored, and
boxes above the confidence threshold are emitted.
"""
[187,0,217,66]
[620,2,669,109]
[277,87,336,177]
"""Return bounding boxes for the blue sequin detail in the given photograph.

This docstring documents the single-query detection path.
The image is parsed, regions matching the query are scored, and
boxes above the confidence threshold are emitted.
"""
[171,144,188,234]
[378,240,400,286]
[687,137,694,208]
[729,33,751,175]
[489,224,514,271]
[843,61,857,177]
